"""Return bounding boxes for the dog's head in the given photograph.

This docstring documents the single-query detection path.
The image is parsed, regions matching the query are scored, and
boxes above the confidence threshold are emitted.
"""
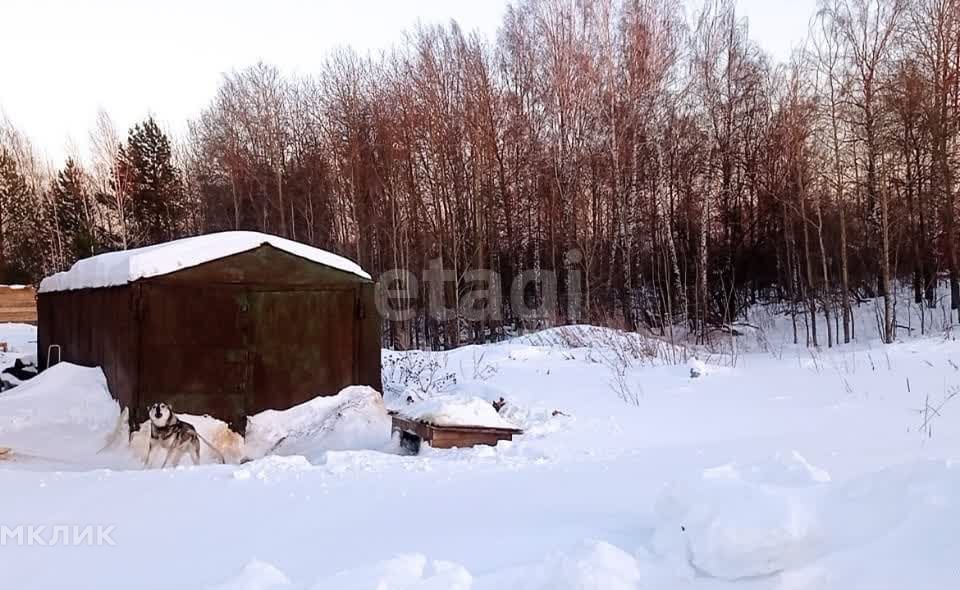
[148,402,174,428]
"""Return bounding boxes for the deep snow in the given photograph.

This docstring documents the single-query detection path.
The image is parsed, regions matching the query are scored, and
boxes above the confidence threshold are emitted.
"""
[2,308,960,589]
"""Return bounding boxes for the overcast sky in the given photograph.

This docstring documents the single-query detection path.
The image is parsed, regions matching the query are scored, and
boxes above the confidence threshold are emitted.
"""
[0,0,815,163]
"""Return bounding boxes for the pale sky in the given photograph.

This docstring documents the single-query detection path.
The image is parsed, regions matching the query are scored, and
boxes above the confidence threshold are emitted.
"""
[0,0,815,164]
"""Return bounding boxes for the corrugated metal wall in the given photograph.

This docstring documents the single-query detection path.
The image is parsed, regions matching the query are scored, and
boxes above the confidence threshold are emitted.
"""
[37,286,140,410]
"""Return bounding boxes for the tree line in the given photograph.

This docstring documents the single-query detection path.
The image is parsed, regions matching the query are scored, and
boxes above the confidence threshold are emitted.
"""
[1,0,959,349]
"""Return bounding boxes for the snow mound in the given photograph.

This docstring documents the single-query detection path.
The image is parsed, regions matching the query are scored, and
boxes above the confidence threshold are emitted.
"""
[245,385,391,461]
[310,554,472,590]
[39,230,369,293]
[206,559,291,590]
[0,363,119,458]
[653,474,825,580]
[400,395,518,429]
[522,540,651,590]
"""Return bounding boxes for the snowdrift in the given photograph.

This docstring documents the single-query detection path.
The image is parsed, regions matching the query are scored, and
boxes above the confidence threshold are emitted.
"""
[131,386,390,466]
[245,385,391,461]
[652,453,833,580]
[0,360,390,468]
[0,362,119,460]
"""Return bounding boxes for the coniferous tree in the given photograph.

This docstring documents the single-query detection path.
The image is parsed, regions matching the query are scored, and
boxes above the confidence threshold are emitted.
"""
[0,148,48,282]
[117,117,184,246]
[50,158,97,265]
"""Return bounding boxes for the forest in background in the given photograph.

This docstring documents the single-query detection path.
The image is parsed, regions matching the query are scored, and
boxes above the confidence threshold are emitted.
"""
[1,0,959,350]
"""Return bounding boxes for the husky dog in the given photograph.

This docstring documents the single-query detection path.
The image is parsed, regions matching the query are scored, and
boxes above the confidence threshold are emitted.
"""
[144,403,225,468]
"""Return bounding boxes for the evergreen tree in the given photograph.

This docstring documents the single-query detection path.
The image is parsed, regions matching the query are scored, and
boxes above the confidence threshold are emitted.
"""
[0,148,49,282]
[0,149,21,274]
[117,117,184,246]
[51,158,97,264]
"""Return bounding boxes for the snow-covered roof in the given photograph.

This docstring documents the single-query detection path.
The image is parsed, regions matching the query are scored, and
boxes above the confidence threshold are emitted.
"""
[399,395,519,430]
[38,231,370,293]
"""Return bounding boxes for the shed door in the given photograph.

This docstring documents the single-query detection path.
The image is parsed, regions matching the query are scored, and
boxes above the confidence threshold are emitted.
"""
[138,284,250,431]
[247,288,358,414]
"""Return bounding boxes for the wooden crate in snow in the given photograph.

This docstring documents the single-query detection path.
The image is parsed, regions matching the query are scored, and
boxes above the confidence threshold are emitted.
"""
[390,413,522,452]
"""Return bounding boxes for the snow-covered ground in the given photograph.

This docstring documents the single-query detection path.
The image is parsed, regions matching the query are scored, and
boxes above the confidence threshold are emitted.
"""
[2,303,960,589]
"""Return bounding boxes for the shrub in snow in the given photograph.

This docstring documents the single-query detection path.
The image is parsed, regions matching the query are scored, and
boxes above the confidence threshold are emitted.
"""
[382,352,457,404]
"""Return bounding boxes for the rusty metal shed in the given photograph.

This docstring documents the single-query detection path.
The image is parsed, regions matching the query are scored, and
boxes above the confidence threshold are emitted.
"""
[37,232,380,433]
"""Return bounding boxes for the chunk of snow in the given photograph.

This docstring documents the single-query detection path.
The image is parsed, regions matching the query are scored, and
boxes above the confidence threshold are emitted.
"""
[399,395,518,429]
[653,476,825,580]
[39,230,369,293]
